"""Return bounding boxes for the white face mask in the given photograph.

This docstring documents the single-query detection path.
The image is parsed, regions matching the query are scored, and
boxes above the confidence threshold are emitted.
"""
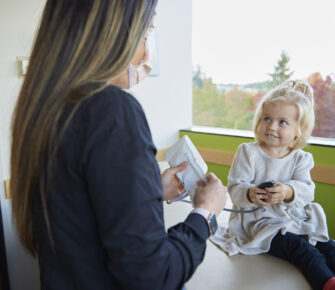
[128,28,156,88]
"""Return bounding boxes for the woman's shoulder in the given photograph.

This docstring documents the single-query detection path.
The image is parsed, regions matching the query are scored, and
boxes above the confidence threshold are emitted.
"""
[77,85,146,128]
[67,85,150,144]
[85,85,143,117]
[66,85,153,158]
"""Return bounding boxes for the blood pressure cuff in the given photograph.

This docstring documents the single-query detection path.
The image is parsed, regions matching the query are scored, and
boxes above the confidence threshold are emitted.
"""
[164,135,207,200]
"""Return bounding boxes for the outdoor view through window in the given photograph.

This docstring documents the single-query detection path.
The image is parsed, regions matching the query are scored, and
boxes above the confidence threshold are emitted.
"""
[192,0,335,139]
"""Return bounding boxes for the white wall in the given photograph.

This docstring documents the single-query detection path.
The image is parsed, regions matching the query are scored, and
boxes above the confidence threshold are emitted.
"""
[0,1,45,289]
[0,0,192,289]
[0,0,45,178]
[0,0,192,178]
[131,0,193,149]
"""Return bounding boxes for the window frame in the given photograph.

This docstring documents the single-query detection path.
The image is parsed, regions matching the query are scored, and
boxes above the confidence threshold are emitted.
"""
[189,126,335,147]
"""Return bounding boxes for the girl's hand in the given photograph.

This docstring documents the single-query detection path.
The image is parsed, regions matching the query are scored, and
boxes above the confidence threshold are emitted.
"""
[247,186,271,206]
[161,162,188,201]
[265,182,294,204]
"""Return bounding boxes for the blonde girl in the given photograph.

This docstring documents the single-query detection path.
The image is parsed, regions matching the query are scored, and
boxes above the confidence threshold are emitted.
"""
[212,80,335,290]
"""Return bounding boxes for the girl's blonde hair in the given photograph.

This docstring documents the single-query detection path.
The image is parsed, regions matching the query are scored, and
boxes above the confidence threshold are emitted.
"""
[253,80,315,150]
[11,0,157,256]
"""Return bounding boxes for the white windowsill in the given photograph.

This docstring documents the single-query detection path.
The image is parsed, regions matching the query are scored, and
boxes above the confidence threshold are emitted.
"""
[182,126,335,147]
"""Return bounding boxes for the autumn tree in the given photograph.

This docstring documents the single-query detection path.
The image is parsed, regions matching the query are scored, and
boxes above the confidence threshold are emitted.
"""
[308,72,335,138]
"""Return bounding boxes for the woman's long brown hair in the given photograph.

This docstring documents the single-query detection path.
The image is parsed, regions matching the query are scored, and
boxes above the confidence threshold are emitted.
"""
[10,0,157,256]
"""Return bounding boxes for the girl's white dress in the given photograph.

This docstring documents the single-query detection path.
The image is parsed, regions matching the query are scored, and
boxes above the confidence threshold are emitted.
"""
[211,142,329,256]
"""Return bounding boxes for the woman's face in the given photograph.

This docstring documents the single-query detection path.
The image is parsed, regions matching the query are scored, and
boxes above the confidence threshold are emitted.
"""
[110,20,154,89]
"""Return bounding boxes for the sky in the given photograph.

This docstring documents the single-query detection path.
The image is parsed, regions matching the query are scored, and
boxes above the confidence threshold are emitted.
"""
[192,0,335,84]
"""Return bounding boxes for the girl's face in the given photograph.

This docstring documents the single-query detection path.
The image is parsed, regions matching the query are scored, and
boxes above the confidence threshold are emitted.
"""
[257,101,299,150]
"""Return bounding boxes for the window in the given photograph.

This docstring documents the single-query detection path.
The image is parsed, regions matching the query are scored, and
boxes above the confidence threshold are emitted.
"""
[192,0,335,139]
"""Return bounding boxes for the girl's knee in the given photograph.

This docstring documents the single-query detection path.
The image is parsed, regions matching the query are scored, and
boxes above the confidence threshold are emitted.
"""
[270,232,318,258]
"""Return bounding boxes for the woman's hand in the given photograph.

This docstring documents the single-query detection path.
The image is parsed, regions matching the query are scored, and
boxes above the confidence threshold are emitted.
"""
[193,173,227,217]
[161,162,188,201]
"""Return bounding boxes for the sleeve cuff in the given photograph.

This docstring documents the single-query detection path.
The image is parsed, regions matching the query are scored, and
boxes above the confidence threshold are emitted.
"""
[283,182,297,204]
[230,184,255,208]
[185,212,210,240]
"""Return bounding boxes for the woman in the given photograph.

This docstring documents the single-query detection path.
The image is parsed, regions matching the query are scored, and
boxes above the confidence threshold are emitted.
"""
[10,1,227,289]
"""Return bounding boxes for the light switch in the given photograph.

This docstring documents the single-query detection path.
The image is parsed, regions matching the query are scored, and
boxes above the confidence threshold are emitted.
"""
[21,59,29,75]
[16,56,29,77]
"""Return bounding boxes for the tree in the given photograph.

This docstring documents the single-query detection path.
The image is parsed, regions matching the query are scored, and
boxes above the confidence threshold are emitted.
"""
[193,65,204,89]
[268,51,294,88]
[193,76,222,126]
[308,72,335,138]
[193,78,256,130]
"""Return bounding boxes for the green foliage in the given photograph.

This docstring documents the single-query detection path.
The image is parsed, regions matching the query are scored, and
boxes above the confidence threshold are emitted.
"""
[193,52,334,139]
[193,76,258,130]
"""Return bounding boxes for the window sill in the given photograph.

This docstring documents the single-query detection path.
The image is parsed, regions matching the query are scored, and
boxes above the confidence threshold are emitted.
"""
[184,126,335,147]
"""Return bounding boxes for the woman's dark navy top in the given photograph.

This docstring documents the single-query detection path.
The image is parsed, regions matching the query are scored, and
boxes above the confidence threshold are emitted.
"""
[33,86,209,290]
